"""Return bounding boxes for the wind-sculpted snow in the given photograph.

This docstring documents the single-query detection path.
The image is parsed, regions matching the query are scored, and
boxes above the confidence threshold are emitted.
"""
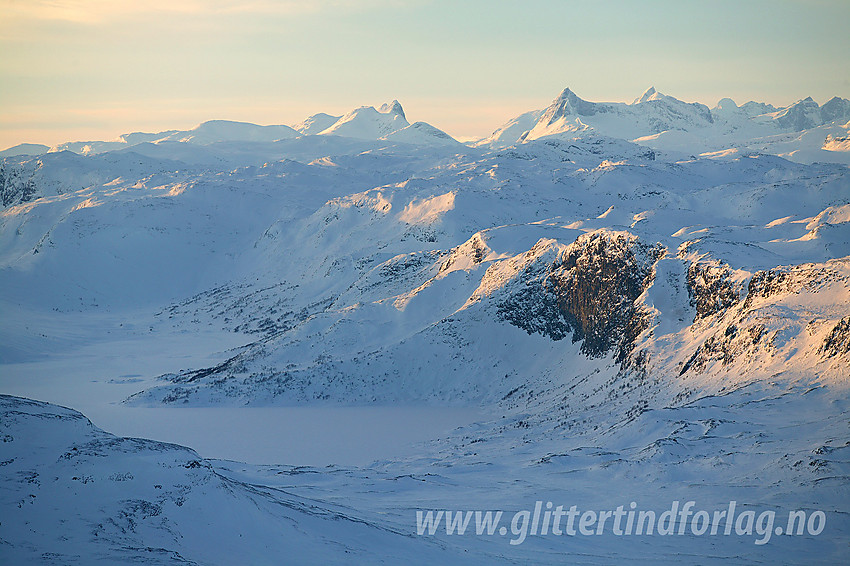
[5,382,849,564]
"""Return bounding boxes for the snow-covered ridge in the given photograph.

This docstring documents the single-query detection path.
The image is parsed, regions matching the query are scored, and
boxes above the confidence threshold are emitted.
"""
[48,119,300,155]
[293,112,341,135]
[1,100,462,159]
[521,86,714,143]
[478,87,850,165]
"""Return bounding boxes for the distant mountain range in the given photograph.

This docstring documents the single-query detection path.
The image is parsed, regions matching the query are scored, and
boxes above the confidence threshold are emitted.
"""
[478,87,850,162]
[3,88,849,165]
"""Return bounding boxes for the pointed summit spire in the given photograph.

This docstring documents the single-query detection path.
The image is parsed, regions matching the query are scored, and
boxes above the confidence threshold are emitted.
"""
[635,87,658,104]
[557,87,576,99]
[538,87,597,125]
[379,100,406,120]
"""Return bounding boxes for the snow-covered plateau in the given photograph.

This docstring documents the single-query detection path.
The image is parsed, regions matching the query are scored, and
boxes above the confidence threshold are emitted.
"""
[1,88,849,564]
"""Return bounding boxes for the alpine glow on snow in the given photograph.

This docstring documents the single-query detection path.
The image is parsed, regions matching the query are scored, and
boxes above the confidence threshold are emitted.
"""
[1,2,849,564]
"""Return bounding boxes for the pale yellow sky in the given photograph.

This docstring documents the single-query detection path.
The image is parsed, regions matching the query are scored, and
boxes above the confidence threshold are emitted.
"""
[2,0,848,149]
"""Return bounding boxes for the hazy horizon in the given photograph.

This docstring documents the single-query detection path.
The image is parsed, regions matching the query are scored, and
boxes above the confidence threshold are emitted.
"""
[3,88,850,150]
[2,0,849,149]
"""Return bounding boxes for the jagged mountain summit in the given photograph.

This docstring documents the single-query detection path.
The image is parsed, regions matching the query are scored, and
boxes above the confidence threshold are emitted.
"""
[4,87,850,165]
[519,86,715,142]
[317,99,410,139]
[770,95,850,131]
[479,87,850,165]
[315,100,461,146]
[1,100,462,160]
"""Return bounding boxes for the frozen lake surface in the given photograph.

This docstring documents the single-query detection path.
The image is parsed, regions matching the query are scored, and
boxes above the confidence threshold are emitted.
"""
[0,320,484,466]
[81,405,483,467]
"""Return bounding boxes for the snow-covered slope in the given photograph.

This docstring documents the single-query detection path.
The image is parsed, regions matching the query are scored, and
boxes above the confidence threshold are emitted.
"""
[156,119,299,144]
[292,112,341,134]
[1,87,849,564]
[522,87,714,143]
[474,108,544,148]
[123,149,850,406]
[381,121,464,147]
[50,120,300,155]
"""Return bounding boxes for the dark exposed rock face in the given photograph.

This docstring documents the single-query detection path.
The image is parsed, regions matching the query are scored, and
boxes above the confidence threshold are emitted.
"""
[679,323,768,376]
[743,269,791,309]
[820,96,850,123]
[0,163,37,207]
[774,97,821,131]
[498,232,663,363]
[686,262,743,321]
[820,316,850,358]
[742,263,837,310]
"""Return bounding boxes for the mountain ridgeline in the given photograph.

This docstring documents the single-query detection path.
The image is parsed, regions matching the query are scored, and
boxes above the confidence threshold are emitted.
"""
[1,87,848,410]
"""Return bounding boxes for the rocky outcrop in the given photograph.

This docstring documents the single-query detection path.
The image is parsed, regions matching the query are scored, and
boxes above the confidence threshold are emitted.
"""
[679,322,769,375]
[0,162,37,207]
[820,316,850,358]
[680,261,850,377]
[496,231,664,363]
[686,261,744,321]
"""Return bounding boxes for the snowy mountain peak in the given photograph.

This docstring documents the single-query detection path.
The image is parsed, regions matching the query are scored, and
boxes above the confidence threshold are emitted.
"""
[633,87,688,107]
[379,100,406,120]
[556,87,578,100]
[635,86,659,104]
[519,86,714,145]
[715,97,738,111]
[821,96,850,122]
[554,87,594,113]
[771,95,850,131]
[318,101,411,140]
[535,87,597,128]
